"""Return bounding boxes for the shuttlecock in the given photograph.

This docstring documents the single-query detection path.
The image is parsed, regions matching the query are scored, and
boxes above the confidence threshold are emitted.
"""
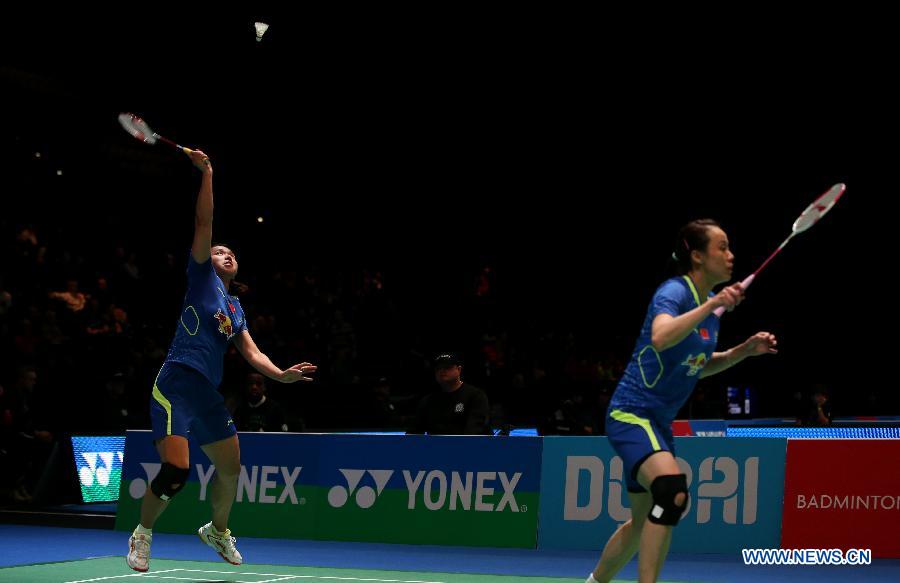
[254,22,269,42]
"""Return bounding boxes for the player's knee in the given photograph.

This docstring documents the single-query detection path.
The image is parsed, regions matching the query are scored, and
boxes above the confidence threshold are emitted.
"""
[150,462,190,501]
[647,474,688,526]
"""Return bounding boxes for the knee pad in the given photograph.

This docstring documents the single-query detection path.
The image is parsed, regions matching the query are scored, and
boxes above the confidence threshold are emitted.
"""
[648,474,688,526]
[151,462,190,501]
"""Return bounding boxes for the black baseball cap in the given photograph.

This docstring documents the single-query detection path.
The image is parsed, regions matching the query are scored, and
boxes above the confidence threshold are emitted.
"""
[433,353,463,367]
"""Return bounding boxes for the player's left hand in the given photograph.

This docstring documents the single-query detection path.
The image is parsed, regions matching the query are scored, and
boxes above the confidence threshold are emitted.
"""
[742,332,778,357]
[279,362,317,383]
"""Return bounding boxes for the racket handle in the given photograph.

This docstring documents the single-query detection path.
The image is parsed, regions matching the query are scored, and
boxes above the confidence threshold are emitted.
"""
[713,274,756,317]
[155,133,189,152]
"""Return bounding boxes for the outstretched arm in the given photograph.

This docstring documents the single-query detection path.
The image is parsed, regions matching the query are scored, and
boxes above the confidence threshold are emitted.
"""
[233,330,317,383]
[187,149,214,264]
[700,332,778,378]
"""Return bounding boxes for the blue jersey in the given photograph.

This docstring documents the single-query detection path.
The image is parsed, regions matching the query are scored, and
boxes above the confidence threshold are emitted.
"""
[609,275,720,425]
[164,252,248,388]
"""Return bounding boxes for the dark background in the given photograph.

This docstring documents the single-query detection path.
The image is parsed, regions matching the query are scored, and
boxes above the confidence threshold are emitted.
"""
[1,11,895,434]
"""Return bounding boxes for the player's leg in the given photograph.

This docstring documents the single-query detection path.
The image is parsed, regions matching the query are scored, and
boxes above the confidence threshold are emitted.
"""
[590,409,668,583]
[127,365,194,572]
[194,402,242,565]
[590,491,651,582]
[200,434,240,532]
[140,435,190,527]
[635,451,687,583]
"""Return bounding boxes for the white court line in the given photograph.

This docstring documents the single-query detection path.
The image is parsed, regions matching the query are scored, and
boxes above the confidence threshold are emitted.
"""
[62,576,143,583]
[140,577,445,583]
[174,569,296,577]
[250,577,445,583]
[65,566,445,583]
[174,567,444,583]
[64,570,181,583]
[135,577,240,582]
[172,569,445,583]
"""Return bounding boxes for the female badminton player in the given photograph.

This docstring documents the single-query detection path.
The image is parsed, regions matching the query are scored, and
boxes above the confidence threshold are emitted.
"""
[587,219,777,583]
[126,149,317,572]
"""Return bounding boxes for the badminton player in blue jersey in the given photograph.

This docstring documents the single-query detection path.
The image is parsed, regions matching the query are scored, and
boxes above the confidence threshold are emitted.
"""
[586,219,777,583]
[127,149,317,572]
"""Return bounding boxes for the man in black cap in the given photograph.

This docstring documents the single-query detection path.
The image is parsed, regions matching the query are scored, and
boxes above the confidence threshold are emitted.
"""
[408,353,490,435]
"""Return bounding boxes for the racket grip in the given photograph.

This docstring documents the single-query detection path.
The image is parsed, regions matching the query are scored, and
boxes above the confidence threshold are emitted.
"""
[713,274,756,317]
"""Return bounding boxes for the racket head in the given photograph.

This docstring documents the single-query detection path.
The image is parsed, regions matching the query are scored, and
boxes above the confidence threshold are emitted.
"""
[118,113,158,145]
[792,183,845,233]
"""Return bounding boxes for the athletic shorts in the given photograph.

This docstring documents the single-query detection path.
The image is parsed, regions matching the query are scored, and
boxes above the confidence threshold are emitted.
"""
[149,361,236,445]
[605,407,675,493]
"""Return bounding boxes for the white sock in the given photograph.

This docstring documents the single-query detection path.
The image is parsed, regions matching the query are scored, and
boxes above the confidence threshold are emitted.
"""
[585,574,599,583]
[135,524,152,536]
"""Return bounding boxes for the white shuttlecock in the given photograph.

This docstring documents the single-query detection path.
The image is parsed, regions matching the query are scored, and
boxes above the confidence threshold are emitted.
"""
[254,22,269,42]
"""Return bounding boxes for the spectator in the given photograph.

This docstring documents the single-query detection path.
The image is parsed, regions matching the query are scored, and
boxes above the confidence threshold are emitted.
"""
[95,371,132,434]
[408,353,490,435]
[48,279,89,313]
[366,376,402,429]
[2,366,56,502]
[233,372,296,432]
[799,385,832,427]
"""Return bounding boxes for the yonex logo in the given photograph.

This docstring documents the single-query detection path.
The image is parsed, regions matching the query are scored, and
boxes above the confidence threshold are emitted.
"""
[78,451,124,487]
[328,469,394,508]
[404,470,523,512]
[129,463,303,505]
[128,462,162,499]
[327,469,524,512]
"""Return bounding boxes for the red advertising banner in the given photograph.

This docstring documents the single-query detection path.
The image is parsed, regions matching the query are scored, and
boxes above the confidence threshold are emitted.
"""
[670,420,693,436]
[782,439,900,557]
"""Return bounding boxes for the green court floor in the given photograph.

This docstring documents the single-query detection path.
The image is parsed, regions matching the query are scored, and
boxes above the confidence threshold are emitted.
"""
[0,557,672,583]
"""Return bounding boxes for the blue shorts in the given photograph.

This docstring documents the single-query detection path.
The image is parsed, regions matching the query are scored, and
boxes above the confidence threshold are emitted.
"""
[150,361,237,446]
[605,407,675,493]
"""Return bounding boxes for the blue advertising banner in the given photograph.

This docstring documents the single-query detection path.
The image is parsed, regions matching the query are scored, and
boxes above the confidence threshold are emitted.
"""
[116,431,543,547]
[537,436,786,552]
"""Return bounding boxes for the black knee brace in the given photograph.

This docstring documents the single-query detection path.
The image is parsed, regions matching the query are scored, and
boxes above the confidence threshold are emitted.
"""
[648,474,688,526]
[151,462,190,501]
